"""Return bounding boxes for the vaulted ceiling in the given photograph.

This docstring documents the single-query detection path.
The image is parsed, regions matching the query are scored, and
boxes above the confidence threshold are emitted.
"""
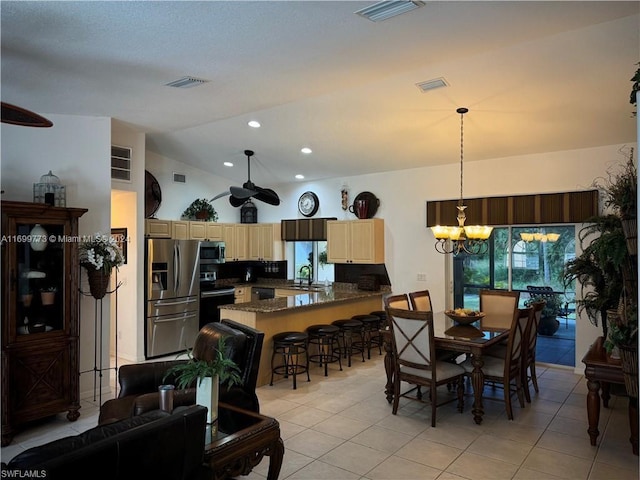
[2,1,638,187]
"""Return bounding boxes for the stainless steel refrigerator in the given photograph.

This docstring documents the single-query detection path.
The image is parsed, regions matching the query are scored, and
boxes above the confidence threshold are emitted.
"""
[145,239,200,359]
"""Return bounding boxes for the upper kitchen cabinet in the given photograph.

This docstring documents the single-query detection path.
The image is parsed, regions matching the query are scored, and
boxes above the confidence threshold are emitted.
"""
[144,218,172,238]
[327,219,384,264]
[1,201,87,446]
[222,224,248,261]
[189,221,223,241]
[248,224,283,261]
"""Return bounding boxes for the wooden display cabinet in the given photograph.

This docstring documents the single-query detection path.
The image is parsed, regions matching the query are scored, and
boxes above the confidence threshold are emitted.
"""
[1,201,87,446]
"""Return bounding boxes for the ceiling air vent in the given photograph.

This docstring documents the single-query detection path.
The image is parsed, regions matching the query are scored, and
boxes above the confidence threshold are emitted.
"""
[355,1,425,22]
[416,77,449,93]
[111,145,131,182]
[165,76,209,89]
[173,172,186,184]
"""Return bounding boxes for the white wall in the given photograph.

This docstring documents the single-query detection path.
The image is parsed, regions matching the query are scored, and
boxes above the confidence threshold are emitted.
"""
[1,114,112,397]
[111,120,145,363]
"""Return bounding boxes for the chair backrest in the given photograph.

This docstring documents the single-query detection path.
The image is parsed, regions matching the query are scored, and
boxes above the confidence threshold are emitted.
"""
[409,290,432,312]
[385,306,435,376]
[525,301,545,361]
[480,289,520,330]
[384,293,411,310]
[503,307,532,379]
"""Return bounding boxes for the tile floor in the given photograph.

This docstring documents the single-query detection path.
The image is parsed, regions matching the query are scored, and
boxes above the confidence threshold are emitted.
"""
[2,352,638,480]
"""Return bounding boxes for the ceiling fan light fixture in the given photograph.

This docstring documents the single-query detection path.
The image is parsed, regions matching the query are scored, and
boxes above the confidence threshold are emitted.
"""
[228,150,280,207]
[355,1,425,22]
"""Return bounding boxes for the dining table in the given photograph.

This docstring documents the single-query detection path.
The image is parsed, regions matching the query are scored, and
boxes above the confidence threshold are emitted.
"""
[381,310,510,425]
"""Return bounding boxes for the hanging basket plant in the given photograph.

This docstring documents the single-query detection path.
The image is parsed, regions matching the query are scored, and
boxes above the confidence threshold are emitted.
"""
[181,198,218,222]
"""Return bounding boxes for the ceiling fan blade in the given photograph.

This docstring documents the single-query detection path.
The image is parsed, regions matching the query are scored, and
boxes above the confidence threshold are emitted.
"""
[229,195,246,207]
[253,186,281,206]
[230,185,256,199]
[210,190,231,202]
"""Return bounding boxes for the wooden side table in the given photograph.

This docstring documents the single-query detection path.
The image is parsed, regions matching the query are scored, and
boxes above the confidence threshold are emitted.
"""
[204,402,284,479]
[582,336,638,455]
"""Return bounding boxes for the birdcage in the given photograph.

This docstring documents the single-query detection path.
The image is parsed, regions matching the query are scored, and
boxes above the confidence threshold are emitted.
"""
[33,170,66,207]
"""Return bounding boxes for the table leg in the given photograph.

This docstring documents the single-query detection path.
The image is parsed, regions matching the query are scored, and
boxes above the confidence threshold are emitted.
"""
[383,336,394,404]
[601,381,611,408]
[267,437,285,480]
[470,354,485,425]
[586,378,601,446]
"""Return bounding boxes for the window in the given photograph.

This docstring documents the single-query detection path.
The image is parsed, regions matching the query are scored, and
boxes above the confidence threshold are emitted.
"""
[454,225,575,310]
[292,241,334,284]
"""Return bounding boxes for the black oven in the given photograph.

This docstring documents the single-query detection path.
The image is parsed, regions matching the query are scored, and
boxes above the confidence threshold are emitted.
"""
[199,272,235,328]
[199,241,225,264]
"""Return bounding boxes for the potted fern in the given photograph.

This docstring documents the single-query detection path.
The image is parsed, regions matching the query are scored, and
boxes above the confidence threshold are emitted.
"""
[181,198,218,222]
[164,338,241,424]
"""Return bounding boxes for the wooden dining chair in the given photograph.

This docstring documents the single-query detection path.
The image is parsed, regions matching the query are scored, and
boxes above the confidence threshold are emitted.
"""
[385,306,465,427]
[479,289,520,330]
[409,290,432,311]
[384,293,411,310]
[461,306,532,420]
[522,300,545,402]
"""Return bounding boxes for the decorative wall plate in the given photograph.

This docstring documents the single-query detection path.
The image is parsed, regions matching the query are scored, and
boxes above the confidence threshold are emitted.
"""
[352,191,380,218]
[298,191,319,217]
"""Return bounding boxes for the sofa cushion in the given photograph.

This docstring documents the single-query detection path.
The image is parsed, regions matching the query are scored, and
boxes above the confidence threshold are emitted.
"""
[6,406,207,480]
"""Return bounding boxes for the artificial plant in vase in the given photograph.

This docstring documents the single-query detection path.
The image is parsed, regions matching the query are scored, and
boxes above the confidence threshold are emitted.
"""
[79,232,124,299]
[164,338,241,424]
[181,198,218,222]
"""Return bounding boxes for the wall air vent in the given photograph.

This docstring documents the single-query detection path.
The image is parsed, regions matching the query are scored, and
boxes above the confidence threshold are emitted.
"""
[416,77,449,93]
[111,145,131,182]
[173,172,186,184]
[355,1,425,22]
[165,76,209,89]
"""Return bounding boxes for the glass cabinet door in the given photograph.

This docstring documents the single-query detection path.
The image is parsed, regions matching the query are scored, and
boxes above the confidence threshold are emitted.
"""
[14,221,66,336]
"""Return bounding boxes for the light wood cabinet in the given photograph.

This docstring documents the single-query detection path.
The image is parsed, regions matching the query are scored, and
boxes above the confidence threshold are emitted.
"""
[234,286,251,303]
[171,221,189,240]
[248,224,283,261]
[222,224,248,261]
[327,219,384,264]
[189,221,223,241]
[1,201,87,446]
[145,219,172,238]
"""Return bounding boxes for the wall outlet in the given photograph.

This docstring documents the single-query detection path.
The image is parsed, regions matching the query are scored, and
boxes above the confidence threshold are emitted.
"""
[417,273,427,281]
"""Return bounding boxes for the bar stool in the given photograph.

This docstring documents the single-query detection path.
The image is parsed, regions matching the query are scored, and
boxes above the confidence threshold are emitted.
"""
[331,319,365,366]
[352,314,382,359]
[270,331,310,389]
[370,310,387,328]
[306,324,342,377]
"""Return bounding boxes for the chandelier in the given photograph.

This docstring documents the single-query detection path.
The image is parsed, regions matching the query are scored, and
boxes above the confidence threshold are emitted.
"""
[431,107,493,255]
[520,232,560,243]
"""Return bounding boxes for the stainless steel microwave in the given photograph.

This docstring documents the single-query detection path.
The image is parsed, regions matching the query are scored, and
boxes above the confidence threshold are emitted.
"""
[199,241,225,264]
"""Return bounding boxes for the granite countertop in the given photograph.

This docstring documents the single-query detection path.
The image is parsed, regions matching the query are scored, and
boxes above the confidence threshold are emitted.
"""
[219,288,385,313]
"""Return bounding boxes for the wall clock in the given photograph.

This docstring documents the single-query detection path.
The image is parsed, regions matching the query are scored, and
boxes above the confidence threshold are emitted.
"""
[298,191,319,217]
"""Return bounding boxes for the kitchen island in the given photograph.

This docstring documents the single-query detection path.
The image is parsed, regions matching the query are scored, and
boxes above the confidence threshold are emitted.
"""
[220,287,386,387]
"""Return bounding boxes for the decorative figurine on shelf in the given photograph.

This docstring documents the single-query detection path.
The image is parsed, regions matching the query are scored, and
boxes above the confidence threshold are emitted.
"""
[341,186,349,211]
[79,232,124,299]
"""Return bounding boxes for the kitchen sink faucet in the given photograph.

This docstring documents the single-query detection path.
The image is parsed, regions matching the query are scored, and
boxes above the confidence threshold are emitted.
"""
[299,264,313,286]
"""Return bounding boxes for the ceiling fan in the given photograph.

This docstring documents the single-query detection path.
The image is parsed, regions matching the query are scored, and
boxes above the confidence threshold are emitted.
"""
[227,150,280,207]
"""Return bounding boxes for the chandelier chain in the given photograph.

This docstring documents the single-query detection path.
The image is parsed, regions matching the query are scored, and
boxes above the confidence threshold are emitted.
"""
[459,110,464,206]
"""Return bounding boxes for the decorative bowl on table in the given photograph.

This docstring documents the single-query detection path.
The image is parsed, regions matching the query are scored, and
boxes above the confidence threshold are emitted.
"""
[444,309,485,325]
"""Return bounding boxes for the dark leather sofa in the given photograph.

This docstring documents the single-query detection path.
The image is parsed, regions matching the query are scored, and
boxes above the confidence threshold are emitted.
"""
[99,319,264,425]
[2,405,210,480]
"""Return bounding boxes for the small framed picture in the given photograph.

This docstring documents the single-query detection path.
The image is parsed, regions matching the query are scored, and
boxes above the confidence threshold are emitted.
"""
[111,228,127,265]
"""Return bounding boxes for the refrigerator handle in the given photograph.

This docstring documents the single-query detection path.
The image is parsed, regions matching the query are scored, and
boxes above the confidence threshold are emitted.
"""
[173,243,179,292]
[176,243,181,291]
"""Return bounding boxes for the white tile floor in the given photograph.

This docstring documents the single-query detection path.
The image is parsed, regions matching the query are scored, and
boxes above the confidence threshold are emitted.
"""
[2,354,638,480]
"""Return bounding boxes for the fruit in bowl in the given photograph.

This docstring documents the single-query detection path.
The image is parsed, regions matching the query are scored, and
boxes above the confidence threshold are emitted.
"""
[444,308,485,325]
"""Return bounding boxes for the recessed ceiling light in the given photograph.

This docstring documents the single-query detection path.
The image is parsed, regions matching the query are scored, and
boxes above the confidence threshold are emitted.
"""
[295,174,305,180]
[248,120,261,128]
[224,162,233,167]
[301,147,312,154]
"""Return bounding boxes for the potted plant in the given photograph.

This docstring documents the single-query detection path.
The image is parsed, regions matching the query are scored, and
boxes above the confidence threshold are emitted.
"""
[525,293,563,336]
[181,198,218,222]
[163,338,241,424]
[79,232,124,299]
[39,286,57,305]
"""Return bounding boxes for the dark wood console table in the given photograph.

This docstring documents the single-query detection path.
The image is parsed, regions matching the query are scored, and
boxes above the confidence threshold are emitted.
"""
[581,337,638,455]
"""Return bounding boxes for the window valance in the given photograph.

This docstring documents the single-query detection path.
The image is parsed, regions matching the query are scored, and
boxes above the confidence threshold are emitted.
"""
[426,190,598,227]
